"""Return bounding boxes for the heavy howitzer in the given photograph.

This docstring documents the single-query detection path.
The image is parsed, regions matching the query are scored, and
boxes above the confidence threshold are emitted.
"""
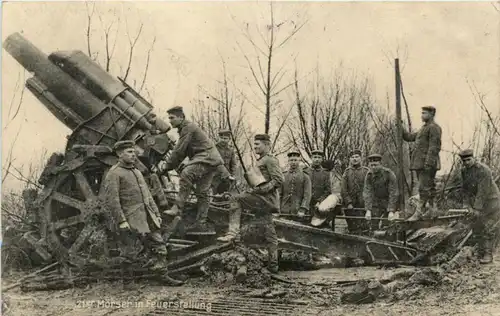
[4,32,472,269]
[3,32,175,263]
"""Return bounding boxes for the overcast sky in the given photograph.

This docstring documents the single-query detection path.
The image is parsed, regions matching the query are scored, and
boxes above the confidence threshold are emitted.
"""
[2,1,499,190]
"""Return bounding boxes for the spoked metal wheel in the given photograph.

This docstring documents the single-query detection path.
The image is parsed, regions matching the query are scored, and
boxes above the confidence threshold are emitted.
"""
[42,159,111,265]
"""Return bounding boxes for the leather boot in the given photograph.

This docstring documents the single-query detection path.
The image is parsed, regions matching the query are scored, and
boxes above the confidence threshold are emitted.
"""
[408,200,427,222]
[480,240,493,264]
[267,246,279,273]
[217,208,241,242]
[422,198,438,219]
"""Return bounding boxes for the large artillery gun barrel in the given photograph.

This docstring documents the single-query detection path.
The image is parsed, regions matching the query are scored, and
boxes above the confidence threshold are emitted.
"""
[3,32,107,123]
[3,32,171,151]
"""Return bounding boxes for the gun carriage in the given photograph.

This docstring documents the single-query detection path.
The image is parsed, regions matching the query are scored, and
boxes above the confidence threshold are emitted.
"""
[3,33,471,268]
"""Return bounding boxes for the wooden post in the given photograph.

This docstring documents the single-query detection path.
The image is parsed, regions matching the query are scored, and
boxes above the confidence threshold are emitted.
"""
[395,59,406,214]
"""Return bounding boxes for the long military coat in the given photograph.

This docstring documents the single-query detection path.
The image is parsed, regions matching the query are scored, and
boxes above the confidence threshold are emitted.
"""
[363,166,398,211]
[280,168,312,214]
[403,120,442,170]
[166,120,224,171]
[461,161,500,211]
[102,161,162,234]
[341,165,370,207]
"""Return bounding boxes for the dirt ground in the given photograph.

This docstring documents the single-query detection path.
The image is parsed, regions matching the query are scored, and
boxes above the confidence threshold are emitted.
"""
[3,250,500,316]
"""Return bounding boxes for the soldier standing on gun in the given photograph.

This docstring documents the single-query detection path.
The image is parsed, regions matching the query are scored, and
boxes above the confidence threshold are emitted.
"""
[102,140,183,285]
[341,149,370,234]
[160,106,224,235]
[363,154,399,230]
[304,150,332,227]
[403,106,442,221]
[459,149,500,264]
[280,151,312,216]
[217,134,283,273]
[212,129,237,196]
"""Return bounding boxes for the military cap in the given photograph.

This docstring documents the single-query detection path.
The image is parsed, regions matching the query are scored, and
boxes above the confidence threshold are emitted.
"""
[311,150,323,156]
[350,149,362,157]
[254,134,271,141]
[421,106,436,114]
[459,149,474,159]
[367,153,382,161]
[219,129,231,136]
[113,140,135,152]
[166,106,185,116]
[287,151,300,158]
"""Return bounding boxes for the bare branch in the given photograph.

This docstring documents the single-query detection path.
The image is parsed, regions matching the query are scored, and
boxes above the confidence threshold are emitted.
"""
[123,21,144,81]
[139,36,156,93]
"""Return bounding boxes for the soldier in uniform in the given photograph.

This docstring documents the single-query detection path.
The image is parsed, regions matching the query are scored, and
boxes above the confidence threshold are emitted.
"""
[341,149,370,234]
[160,106,224,234]
[304,150,332,213]
[459,149,500,264]
[217,134,284,273]
[102,140,183,285]
[212,129,237,195]
[403,106,442,220]
[363,154,399,230]
[280,151,311,215]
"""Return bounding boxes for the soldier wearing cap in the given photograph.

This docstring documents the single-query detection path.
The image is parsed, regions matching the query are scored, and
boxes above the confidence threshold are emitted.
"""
[304,150,332,214]
[341,149,370,234]
[403,106,442,221]
[212,129,237,195]
[102,140,182,285]
[217,133,283,273]
[160,106,224,235]
[459,149,500,264]
[280,151,312,215]
[363,154,399,231]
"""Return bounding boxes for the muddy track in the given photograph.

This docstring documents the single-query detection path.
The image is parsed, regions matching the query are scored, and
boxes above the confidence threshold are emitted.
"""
[3,250,500,316]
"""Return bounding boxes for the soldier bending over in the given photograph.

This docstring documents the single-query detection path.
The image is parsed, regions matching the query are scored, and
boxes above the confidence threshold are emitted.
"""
[459,149,500,264]
[102,140,183,285]
[161,106,224,234]
[217,134,284,273]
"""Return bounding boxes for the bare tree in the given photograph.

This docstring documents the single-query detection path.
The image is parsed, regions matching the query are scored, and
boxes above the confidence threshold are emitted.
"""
[84,2,156,97]
[229,3,308,138]
[287,65,375,171]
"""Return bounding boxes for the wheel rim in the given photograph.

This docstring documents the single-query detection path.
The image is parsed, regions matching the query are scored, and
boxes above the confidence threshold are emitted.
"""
[43,160,109,264]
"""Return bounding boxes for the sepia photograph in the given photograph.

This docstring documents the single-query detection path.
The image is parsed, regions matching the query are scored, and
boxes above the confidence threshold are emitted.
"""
[1,1,499,315]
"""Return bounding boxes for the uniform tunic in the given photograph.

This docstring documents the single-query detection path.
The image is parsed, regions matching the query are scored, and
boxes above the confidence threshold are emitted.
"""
[304,165,332,209]
[102,161,162,234]
[363,166,398,214]
[402,120,442,171]
[341,165,370,232]
[280,168,312,215]
[235,153,284,248]
[212,141,237,193]
[341,165,370,208]
[461,161,500,245]
[166,120,224,170]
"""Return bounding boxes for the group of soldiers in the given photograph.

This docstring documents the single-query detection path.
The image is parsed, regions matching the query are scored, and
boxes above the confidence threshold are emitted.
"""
[101,104,500,284]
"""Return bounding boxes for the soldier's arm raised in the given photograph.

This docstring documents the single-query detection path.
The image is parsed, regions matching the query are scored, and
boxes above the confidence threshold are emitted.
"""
[302,173,312,210]
[425,125,442,169]
[166,125,193,171]
[388,170,399,211]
